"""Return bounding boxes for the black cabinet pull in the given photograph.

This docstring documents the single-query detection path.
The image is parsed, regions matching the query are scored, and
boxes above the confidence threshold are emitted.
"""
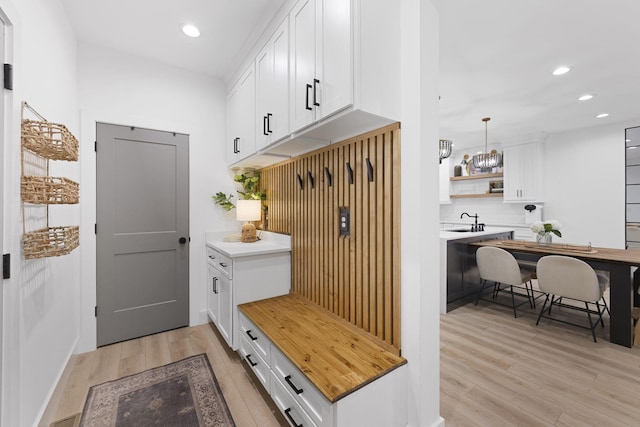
[305,84,312,110]
[212,277,218,294]
[245,354,258,367]
[284,375,303,394]
[284,408,302,427]
[263,116,269,136]
[246,330,258,341]
[267,113,273,133]
[219,262,227,268]
[313,78,320,106]
[233,137,240,154]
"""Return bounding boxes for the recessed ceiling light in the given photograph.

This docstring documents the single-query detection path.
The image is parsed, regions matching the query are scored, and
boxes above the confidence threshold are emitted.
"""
[626,139,632,142]
[552,66,571,76]
[595,113,610,119]
[628,146,637,149]
[181,24,200,38]
[578,94,594,101]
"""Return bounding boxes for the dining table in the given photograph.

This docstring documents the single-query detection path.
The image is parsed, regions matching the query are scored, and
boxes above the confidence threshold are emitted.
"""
[469,239,640,348]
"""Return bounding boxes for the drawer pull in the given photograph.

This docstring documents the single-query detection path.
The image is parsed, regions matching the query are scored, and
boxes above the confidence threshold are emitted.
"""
[284,408,303,427]
[219,262,228,268]
[246,330,258,341]
[245,354,258,367]
[284,375,303,395]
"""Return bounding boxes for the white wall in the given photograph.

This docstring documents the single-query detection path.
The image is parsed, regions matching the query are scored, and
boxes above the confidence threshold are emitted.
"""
[401,1,443,426]
[76,43,237,353]
[543,121,629,248]
[0,0,81,426]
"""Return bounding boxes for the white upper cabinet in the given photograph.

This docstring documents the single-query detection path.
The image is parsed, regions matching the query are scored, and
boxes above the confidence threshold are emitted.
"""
[290,0,352,132]
[503,142,542,202]
[227,0,401,168]
[227,62,256,164]
[256,18,290,150]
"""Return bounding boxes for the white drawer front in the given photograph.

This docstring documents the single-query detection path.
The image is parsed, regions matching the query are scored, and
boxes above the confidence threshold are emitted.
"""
[239,312,272,362]
[206,246,232,279]
[271,372,318,427]
[239,335,270,392]
[271,346,331,427]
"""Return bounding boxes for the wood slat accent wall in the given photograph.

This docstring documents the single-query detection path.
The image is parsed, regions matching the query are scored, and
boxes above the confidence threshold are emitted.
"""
[260,123,401,353]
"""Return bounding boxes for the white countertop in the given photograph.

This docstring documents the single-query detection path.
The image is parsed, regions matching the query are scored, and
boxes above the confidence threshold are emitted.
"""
[206,231,291,258]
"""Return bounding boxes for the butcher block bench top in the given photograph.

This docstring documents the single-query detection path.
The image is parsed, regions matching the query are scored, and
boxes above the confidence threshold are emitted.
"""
[238,293,407,403]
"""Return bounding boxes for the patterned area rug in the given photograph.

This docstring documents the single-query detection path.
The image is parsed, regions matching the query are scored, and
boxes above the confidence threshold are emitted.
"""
[79,354,235,427]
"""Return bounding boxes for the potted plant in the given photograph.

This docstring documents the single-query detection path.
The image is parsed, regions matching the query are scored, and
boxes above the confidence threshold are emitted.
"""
[213,172,266,211]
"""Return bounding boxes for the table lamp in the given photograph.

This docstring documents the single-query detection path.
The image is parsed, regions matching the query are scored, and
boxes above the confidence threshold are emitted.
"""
[236,199,261,243]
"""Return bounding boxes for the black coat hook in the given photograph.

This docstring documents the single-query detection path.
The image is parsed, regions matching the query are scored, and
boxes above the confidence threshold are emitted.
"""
[324,167,332,187]
[366,158,374,182]
[307,171,315,189]
[346,162,354,184]
[297,173,304,190]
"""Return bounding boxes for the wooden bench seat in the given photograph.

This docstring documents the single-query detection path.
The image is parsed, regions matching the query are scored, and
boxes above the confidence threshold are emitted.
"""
[238,293,407,403]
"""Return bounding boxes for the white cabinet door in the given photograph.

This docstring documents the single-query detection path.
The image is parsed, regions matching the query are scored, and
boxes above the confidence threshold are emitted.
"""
[217,273,233,347]
[503,142,542,202]
[207,264,220,325]
[290,0,352,133]
[256,18,290,150]
[227,63,256,164]
[317,0,352,120]
[290,0,317,131]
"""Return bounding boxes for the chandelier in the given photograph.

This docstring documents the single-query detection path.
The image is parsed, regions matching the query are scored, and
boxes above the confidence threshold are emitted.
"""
[439,139,452,164]
[472,117,501,170]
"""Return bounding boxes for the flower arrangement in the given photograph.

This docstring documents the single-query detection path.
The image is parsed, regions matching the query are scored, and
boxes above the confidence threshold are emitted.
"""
[531,220,562,238]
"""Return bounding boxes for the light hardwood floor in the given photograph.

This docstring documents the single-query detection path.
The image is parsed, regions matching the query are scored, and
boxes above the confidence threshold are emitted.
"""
[441,292,640,426]
[40,296,640,427]
[38,323,287,427]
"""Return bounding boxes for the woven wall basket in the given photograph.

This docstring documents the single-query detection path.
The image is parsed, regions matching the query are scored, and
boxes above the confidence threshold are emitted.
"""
[23,226,80,259]
[21,119,79,161]
[21,176,79,204]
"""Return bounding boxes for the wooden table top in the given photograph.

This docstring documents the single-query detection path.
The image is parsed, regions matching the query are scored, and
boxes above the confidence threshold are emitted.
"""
[238,293,407,403]
[471,239,640,266]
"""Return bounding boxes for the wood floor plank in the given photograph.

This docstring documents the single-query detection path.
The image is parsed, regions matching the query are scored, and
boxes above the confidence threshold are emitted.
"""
[441,299,640,426]
[38,323,286,427]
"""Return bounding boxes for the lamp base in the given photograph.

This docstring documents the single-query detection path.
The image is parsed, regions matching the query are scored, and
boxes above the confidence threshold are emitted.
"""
[241,223,257,243]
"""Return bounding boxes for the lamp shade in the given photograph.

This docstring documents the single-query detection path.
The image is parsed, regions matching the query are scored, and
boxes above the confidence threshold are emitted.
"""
[236,199,261,221]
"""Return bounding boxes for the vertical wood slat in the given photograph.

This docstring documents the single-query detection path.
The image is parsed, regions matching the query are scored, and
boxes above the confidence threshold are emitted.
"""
[259,123,401,354]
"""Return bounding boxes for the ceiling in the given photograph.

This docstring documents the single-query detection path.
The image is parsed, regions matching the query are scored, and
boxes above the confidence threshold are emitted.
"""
[60,0,640,147]
[60,0,286,81]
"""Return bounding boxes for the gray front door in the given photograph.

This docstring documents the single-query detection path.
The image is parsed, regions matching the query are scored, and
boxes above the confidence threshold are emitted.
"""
[96,123,189,347]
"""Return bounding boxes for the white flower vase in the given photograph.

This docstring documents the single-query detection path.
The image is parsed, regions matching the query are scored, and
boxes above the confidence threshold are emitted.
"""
[536,232,553,245]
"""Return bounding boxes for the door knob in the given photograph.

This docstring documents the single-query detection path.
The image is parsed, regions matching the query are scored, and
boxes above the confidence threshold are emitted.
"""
[179,237,187,244]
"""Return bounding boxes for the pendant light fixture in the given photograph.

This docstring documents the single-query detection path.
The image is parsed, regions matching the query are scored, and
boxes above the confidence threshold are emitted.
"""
[439,139,452,164]
[472,117,501,170]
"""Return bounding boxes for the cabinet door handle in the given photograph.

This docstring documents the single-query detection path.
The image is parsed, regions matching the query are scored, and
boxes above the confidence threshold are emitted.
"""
[313,78,320,106]
[233,137,240,154]
[263,115,269,136]
[267,113,272,133]
[284,408,303,427]
[246,330,258,341]
[212,277,218,294]
[219,262,227,268]
[305,84,312,110]
[245,354,258,367]
[284,375,303,395]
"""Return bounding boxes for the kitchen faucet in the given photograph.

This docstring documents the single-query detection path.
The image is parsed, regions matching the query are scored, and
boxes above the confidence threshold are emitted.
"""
[460,212,484,232]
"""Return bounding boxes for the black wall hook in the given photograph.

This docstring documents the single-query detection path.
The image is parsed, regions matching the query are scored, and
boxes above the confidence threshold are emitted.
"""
[346,162,354,184]
[366,158,374,182]
[324,167,332,187]
[307,171,315,189]
[297,173,304,190]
